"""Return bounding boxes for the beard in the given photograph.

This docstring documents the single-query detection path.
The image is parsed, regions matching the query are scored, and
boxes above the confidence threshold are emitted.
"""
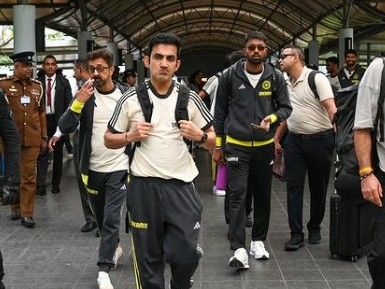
[93,77,108,89]
[247,55,264,65]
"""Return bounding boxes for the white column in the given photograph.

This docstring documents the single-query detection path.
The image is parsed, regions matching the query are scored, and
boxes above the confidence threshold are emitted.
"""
[13,5,36,55]
[107,42,119,66]
[339,28,354,68]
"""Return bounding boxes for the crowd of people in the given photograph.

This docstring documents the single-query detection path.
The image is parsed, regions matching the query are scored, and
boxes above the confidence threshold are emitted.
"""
[0,29,384,289]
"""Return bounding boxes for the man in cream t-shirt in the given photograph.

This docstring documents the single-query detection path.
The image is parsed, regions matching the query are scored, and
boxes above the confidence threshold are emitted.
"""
[274,45,336,251]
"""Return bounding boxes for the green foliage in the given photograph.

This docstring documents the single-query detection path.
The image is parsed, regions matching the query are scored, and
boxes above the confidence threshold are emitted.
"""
[46,30,66,40]
[0,54,12,65]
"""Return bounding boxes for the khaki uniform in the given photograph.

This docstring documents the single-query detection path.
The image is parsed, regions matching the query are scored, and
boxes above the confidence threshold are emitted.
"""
[0,76,46,218]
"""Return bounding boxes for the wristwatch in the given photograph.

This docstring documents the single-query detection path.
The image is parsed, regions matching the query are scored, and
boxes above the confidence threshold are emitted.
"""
[41,136,48,140]
[196,131,208,145]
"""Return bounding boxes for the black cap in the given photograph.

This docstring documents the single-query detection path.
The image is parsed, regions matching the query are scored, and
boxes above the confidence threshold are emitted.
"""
[10,51,35,64]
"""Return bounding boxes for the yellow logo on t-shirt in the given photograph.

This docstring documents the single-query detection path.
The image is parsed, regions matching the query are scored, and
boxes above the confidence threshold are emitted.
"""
[262,80,271,90]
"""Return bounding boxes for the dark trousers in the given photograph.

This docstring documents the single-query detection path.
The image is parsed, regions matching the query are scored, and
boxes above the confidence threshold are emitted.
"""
[284,130,334,235]
[73,130,95,225]
[224,176,252,224]
[87,170,127,272]
[37,114,63,188]
[368,171,385,289]
[127,176,202,289]
[225,143,274,250]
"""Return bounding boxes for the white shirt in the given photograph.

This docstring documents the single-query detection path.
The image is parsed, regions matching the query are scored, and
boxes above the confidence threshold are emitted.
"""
[202,74,220,115]
[286,67,334,134]
[89,87,128,172]
[108,81,212,182]
[354,57,385,171]
[45,74,56,114]
[244,66,264,88]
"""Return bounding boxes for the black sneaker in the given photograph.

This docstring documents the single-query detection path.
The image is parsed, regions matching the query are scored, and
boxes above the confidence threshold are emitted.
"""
[169,278,194,289]
[308,231,321,244]
[284,234,304,251]
[245,214,253,228]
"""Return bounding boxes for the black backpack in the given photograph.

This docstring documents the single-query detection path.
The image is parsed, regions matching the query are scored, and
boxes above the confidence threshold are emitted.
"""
[308,70,338,98]
[334,57,385,200]
[128,81,190,165]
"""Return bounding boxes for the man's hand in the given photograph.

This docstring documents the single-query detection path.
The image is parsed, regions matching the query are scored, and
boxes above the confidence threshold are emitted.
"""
[48,136,61,151]
[212,148,225,165]
[274,141,283,157]
[178,120,202,141]
[0,185,19,205]
[259,115,272,132]
[361,174,383,207]
[76,79,94,103]
[40,139,47,152]
[130,122,152,142]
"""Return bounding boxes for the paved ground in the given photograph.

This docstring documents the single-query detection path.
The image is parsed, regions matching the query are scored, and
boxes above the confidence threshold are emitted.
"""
[0,150,373,289]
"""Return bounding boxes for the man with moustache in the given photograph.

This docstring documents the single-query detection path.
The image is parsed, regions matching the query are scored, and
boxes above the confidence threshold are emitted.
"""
[213,31,292,268]
[104,32,215,289]
[50,49,129,289]
[338,49,366,88]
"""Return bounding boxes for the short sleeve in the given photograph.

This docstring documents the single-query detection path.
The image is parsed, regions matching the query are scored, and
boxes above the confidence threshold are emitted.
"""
[188,90,213,130]
[354,57,384,130]
[314,73,334,101]
[108,90,134,133]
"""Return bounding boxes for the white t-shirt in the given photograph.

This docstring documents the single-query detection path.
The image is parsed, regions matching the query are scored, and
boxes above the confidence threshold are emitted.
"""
[108,81,213,182]
[202,74,219,115]
[354,57,385,171]
[286,67,334,134]
[89,86,129,172]
[244,66,264,88]
[45,74,56,114]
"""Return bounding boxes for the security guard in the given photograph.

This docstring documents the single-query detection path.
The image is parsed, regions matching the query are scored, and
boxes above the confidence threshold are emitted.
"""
[0,51,46,228]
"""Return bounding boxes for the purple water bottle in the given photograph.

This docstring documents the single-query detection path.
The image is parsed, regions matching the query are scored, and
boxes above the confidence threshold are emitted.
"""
[215,164,228,190]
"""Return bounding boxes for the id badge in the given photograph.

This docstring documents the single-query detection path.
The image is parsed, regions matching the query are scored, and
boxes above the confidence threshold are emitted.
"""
[21,95,30,104]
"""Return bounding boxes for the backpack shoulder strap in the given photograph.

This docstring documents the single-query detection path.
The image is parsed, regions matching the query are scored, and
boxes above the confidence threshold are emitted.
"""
[308,70,321,99]
[175,84,190,127]
[135,82,153,123]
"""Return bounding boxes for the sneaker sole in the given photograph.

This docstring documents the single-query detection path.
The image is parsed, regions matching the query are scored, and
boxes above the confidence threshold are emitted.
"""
[228,258,249,269]
[249,251,269,260]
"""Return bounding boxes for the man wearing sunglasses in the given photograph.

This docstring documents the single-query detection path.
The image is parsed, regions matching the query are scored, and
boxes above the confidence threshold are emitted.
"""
[49,49,129,289]
[275,45,336,251]
[214,31,292,269]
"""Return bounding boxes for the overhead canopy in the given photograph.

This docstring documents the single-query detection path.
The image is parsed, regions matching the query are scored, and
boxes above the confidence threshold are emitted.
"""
[1,0,385,58]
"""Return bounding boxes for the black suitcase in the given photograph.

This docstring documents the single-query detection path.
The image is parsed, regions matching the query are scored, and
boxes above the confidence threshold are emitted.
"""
[329,190,376,262]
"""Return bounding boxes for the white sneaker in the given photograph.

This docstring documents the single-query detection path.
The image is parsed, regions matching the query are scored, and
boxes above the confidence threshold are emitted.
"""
[112,245,123,269]
[97,272,114,289]
[213,188,226,196]
[250,241,270,260]
[228,248,249,269]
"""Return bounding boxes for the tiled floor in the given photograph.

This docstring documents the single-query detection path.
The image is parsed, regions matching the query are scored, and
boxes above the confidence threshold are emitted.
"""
[0,150,372,289]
